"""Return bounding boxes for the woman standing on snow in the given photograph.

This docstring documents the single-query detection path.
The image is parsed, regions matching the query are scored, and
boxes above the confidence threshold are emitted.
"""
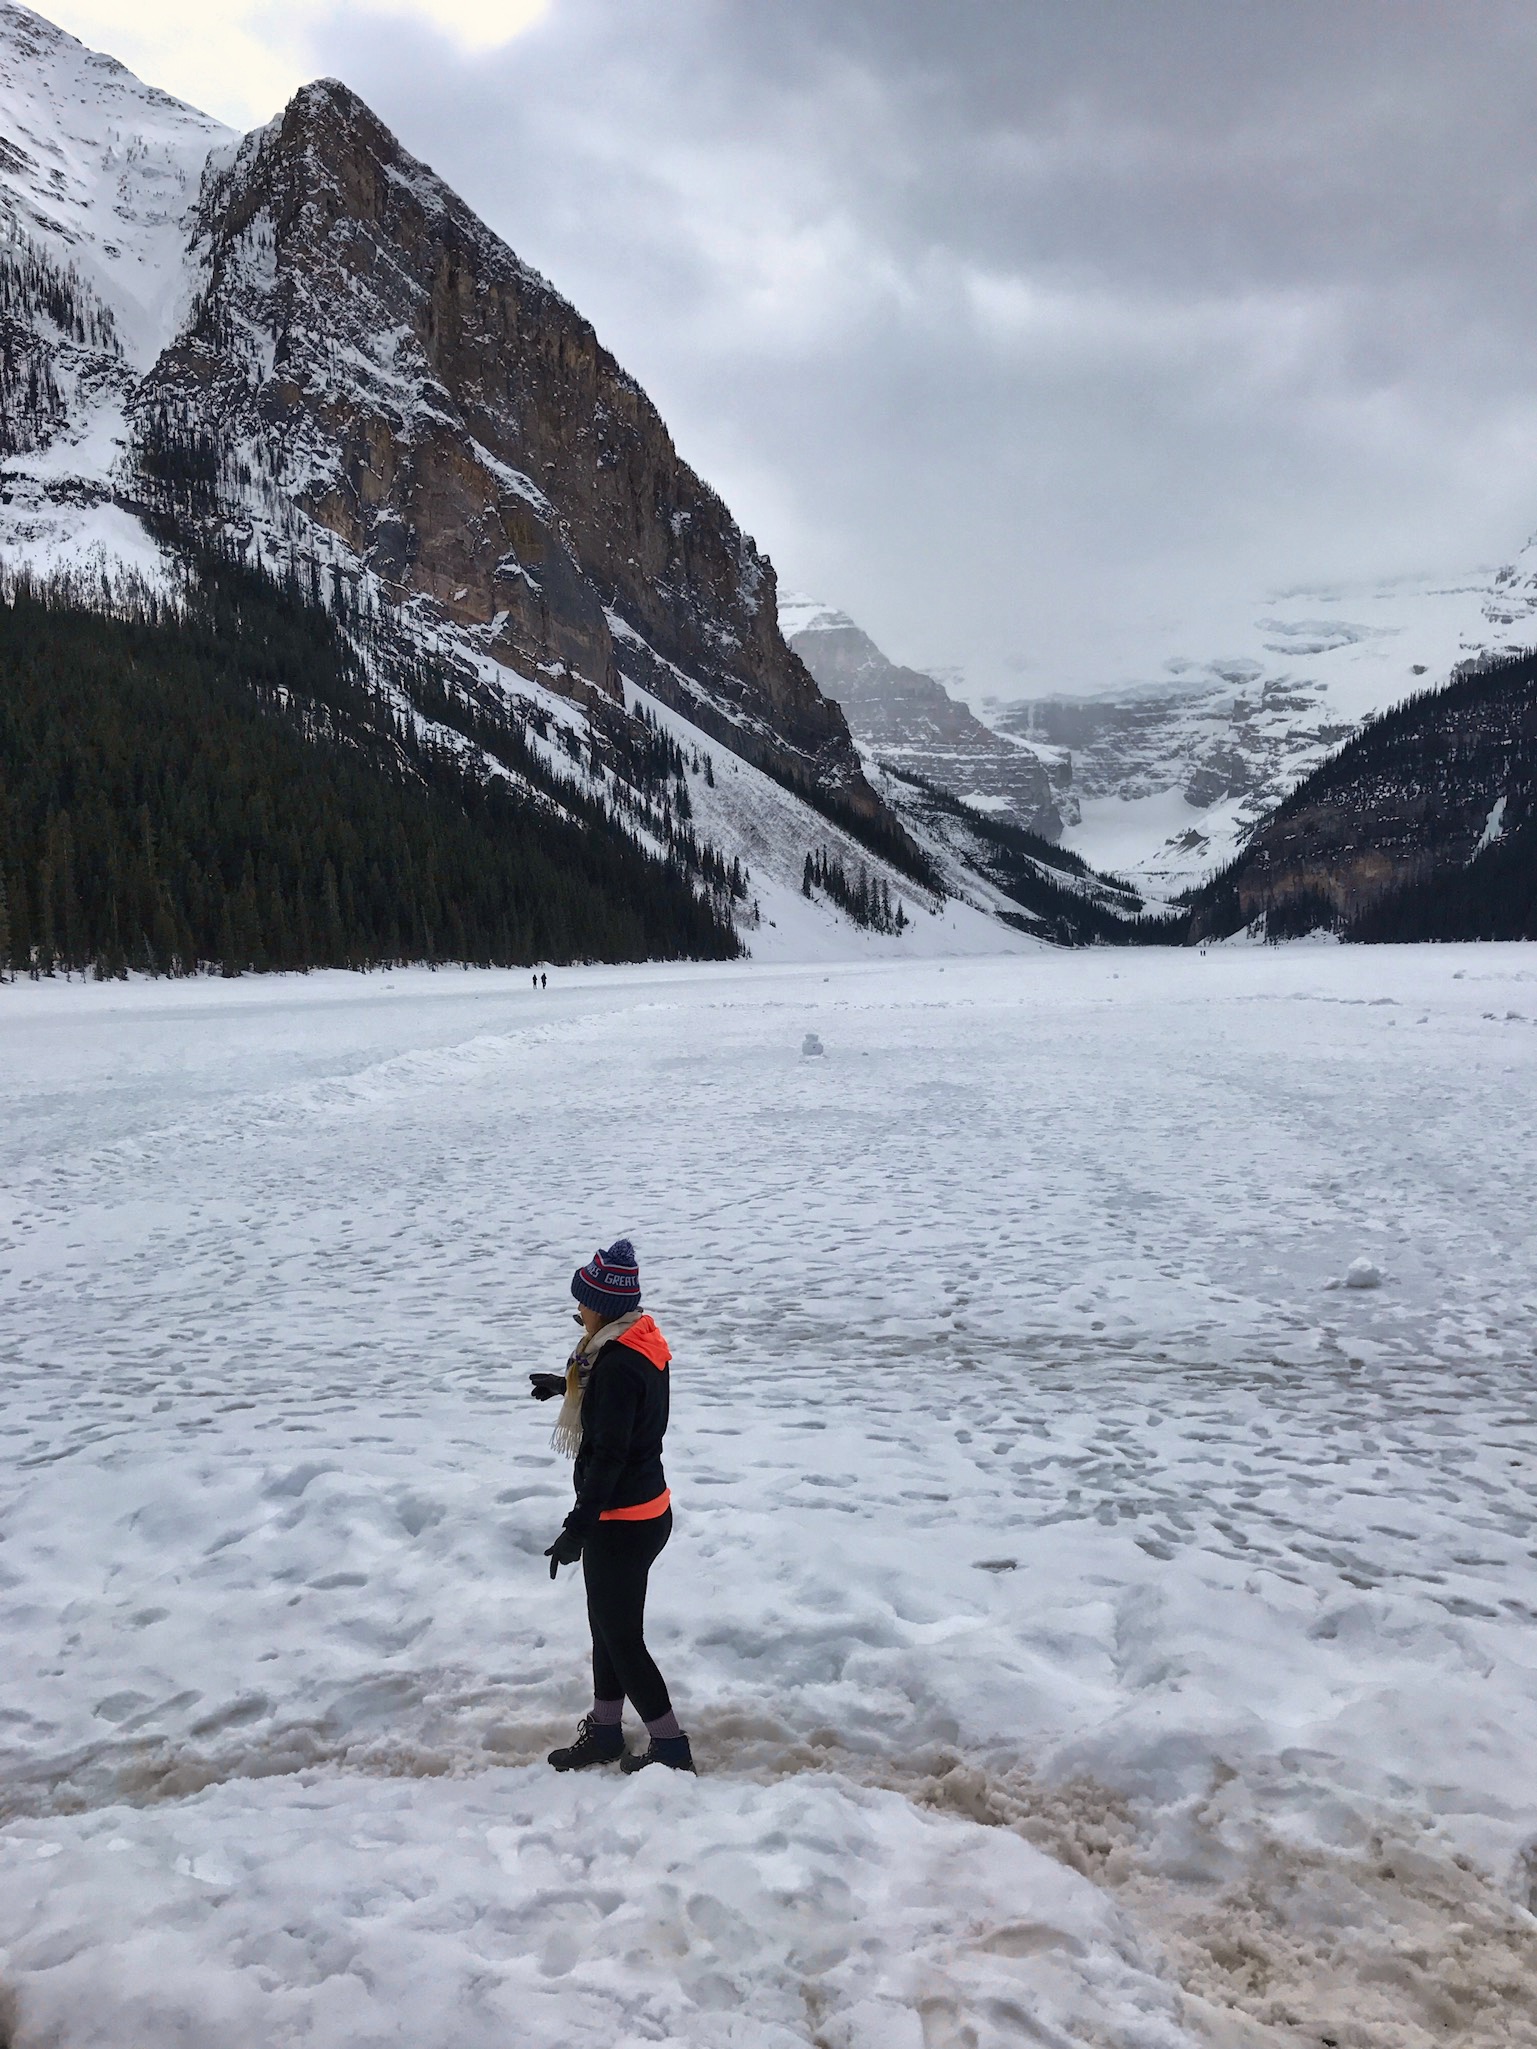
[532,1240,693,1774]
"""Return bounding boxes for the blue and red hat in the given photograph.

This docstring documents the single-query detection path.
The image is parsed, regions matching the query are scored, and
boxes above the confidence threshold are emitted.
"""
[571,1239,641,1315]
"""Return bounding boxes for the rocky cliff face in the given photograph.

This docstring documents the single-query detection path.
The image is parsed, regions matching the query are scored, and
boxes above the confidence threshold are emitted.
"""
[133,79,873,809]
[782,599,1060,837]
[1001,678,1351,811]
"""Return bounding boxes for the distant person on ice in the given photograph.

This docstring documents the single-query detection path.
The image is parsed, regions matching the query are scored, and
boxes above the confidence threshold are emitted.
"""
[530,1240,693,1773]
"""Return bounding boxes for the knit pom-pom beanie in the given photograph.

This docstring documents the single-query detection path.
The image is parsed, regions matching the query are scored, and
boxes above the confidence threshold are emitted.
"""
[571,1239,641,1316]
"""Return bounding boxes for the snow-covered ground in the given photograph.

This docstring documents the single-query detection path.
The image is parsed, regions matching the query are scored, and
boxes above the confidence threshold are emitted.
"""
[2,948,1536,2048]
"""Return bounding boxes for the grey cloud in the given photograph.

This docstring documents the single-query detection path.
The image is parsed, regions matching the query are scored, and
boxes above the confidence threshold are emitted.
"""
[306,0,1537,696]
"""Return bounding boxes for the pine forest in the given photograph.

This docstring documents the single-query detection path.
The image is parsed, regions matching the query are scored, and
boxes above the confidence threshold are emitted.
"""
[0,556,742,980]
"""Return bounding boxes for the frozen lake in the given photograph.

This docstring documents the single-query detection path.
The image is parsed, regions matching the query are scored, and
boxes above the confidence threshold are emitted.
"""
[1,946,1535,2047]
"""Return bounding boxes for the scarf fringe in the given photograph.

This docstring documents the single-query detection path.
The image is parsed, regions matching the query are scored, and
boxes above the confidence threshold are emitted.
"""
[550,1359,586,1457]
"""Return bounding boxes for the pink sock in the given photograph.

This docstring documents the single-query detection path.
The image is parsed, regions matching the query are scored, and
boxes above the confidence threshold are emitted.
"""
[592,1698,623,1727]
[644,1709,682,1741]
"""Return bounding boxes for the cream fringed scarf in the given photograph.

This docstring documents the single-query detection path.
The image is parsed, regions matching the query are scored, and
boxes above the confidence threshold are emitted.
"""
[550,1309,645,1457]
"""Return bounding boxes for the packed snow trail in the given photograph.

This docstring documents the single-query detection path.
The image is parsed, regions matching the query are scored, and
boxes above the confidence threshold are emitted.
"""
[1,949,1536,2046]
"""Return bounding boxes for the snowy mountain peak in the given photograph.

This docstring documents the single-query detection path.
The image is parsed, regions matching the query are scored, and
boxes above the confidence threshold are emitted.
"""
[0,0,231,366]
[777,593,855,640]
[782,596,1061,837]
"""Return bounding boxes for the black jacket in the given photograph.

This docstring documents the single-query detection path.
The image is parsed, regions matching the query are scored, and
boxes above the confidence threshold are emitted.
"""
[567,1319,670,1535]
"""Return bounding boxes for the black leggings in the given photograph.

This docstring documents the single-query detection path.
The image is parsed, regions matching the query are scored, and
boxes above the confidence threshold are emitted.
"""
[582,1508,673,1723]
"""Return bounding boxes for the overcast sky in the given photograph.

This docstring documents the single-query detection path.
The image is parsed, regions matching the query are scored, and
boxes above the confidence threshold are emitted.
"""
[44,0,1537,698]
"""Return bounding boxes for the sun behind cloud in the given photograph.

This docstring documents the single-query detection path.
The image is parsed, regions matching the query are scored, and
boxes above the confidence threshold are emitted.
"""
[33,0,549,126]
[383,0,549,49]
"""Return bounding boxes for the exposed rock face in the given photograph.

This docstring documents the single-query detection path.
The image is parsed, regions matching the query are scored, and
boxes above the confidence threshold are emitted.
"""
[1003,687,1340,811]
[783,600,1060,838]
[136,80,876,808]
[996,675,1358,873]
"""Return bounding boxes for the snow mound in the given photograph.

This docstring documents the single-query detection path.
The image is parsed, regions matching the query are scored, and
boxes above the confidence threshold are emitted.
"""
[0,1770,1193,2049]
[1343,1255,1384,1290]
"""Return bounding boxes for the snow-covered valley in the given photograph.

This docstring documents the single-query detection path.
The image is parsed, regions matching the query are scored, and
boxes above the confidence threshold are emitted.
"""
[1,949,1535,2047]
[781,558,1537,905]
[985,563,1537,894]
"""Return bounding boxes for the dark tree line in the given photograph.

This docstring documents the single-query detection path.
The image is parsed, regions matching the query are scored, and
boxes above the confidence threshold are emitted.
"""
[1348,819,1534,941]
[0,554,740,980]
[801,846,907,933]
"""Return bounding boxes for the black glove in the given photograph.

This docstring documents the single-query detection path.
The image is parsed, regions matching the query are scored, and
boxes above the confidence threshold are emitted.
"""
[545,1525,585,1578]
[529,1373,566,1401]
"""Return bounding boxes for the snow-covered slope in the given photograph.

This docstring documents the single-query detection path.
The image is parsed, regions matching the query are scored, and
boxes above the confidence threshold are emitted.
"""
[619,684,1033,962]
[986,563,1537,894]
[0,1,229,363]
[0,3,232,584]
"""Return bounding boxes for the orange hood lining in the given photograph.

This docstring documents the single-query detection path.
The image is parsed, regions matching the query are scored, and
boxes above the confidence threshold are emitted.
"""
[615,1314,671,1369]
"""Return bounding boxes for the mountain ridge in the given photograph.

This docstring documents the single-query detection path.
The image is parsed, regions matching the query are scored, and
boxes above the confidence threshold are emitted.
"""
[781,597,1062,840]
[134,67,880,809]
